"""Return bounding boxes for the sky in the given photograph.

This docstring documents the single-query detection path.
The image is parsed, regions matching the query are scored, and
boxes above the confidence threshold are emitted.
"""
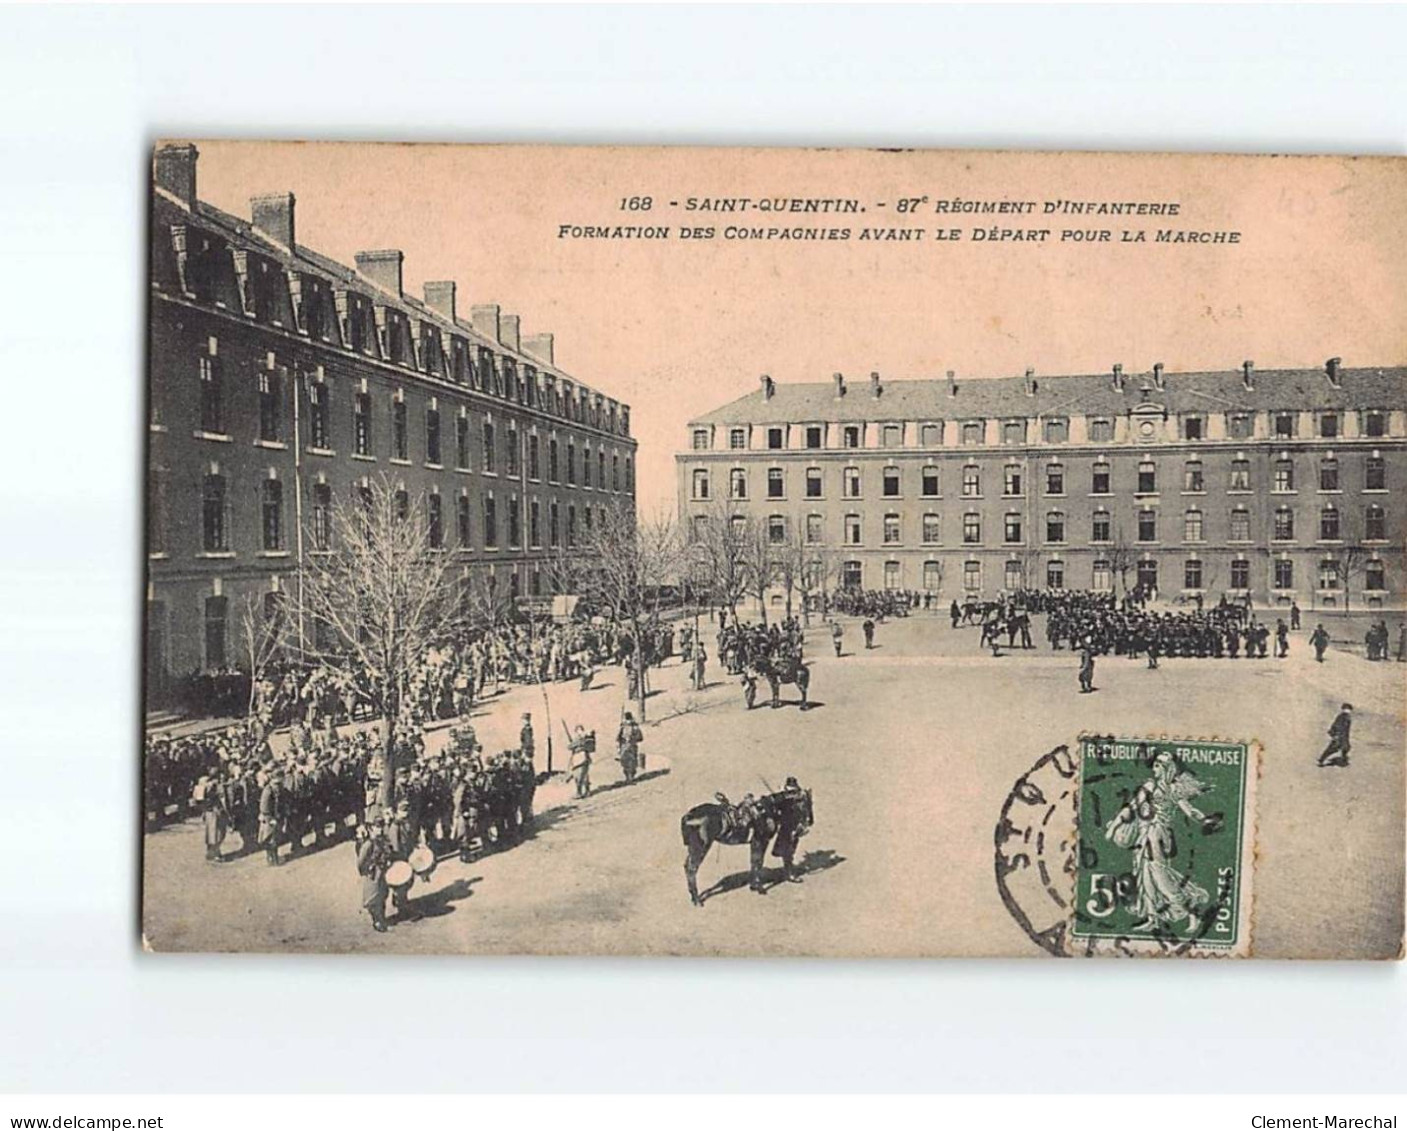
[189,142,1407,517]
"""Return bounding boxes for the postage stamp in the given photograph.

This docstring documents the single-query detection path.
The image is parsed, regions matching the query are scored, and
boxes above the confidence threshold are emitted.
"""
[995,736,1259,957]
[1072,736,1259,955]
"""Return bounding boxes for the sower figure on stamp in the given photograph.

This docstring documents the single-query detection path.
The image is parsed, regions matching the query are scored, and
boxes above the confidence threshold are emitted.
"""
[1318,703,1353,768]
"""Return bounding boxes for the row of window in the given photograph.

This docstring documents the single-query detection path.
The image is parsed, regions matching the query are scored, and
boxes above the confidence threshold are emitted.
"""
[689,453,1388,502]
[829,556,1390,595]
[191,356,634,490]
[179,471,607,557]
[692,410,1393,452]
[176,240,628,434]
[697,502,1391,552]
[194,559,559,671]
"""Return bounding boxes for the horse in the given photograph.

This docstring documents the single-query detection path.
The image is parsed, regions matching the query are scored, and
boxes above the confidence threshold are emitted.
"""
[680,786,814,906]
[751,653,811,709]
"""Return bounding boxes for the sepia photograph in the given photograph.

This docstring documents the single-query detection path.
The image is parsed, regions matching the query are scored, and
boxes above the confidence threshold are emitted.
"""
[140,142,1406,958]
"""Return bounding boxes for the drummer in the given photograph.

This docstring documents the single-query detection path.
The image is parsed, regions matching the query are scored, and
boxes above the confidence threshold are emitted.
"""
[386,799,417,922]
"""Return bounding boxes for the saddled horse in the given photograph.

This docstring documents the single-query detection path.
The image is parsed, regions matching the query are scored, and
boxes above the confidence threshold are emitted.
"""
[680,786,815,906]
[749,652,811,709]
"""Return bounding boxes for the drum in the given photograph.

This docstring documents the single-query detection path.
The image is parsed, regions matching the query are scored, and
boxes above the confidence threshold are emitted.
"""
[385,860,413,887]
[408,846,436,876]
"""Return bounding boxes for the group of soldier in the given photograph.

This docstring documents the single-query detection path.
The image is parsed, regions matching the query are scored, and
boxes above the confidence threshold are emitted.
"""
[247,619,660,735]
[826,588,920,620]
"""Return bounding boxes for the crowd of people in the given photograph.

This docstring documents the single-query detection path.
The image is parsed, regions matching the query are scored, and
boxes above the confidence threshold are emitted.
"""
[245,618,676,735]
[826,588,921,620]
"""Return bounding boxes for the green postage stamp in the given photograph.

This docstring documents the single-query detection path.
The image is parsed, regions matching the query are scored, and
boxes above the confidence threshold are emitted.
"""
[1071,736,1258,956]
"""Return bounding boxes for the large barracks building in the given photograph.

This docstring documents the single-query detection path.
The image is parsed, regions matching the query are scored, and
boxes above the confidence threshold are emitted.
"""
[147,143,636,700]
[678,362,1404,608]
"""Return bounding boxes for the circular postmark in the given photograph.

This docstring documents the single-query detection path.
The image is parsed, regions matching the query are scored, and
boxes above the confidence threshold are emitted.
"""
[996,736,1243,958]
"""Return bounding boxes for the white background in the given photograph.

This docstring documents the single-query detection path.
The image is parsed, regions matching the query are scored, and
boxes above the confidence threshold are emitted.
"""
[0,4,1404,1095]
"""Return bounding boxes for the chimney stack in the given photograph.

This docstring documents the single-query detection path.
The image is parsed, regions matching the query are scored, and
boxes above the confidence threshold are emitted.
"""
[153,143,198,209]
[1242,359,1255,390]
[354,249,403,297]
[251,192,296,249]
[946,369,957,398]
[423,281,457,321]
[870,370,882,398]
[523,333,554,365]
[1112,363,1125,391]
[499,314,521,353]
[470,304,501,342]
[1152,362,1165,390]
[1325,357,1342,387]
[760,374,776,400]
[833,372,846,398]
[1023,367,1036,396]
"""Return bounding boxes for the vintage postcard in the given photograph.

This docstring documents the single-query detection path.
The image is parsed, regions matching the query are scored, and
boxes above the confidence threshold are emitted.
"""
[141,142,1405,957]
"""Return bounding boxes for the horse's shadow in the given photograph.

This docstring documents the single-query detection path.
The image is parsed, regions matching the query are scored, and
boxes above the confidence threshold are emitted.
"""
[696,846,846,904]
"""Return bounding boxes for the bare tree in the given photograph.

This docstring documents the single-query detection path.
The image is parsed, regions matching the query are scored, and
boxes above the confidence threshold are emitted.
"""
[579,503,683,722]
[1014,546,1043,590]
[687,498,750,620]
[280,473,463,808]
[238,592,284,720]
[738,515,779,625]
[772,523,810,622]
[1107,525,1137,595]
[1327,545,1370,613]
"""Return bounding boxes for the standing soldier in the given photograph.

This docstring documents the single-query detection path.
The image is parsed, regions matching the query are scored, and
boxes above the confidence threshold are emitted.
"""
[862,618,876,650]
[519,713,535,767]
[830,619,844,657]
[1275,618,1290,658]
[770,777,809,884]
[387,799,417,921]
[692,641,708,691]
[1317,703,1353,768]
[257,770,285,867]
[568,725,595,799]
[1310,623,1330,663]
[1290,600,1302,630]
[196,773,226,863]
[1078,646,1096,694]
[356,819,391,933]
[616,711,644,784]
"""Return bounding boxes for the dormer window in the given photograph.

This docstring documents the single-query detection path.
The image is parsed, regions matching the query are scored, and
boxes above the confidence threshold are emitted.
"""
[1183,415,1205,441]
[692,428,710,451]
[1088,418,1114,443]
[729,428,747,450]
[1364,409,1387,438]
[767,427,785,450]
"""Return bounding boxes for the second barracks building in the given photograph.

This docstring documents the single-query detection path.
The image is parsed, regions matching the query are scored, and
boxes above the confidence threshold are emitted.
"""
[147,143,636,697]
[678,363,1405,608]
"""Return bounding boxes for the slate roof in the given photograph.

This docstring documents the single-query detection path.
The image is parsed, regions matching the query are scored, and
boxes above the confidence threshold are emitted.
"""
[152,189,610,400]
[693,366,1406,426]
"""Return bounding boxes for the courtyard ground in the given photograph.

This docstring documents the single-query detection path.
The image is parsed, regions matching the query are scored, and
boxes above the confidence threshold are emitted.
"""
[142,612,1405,958]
